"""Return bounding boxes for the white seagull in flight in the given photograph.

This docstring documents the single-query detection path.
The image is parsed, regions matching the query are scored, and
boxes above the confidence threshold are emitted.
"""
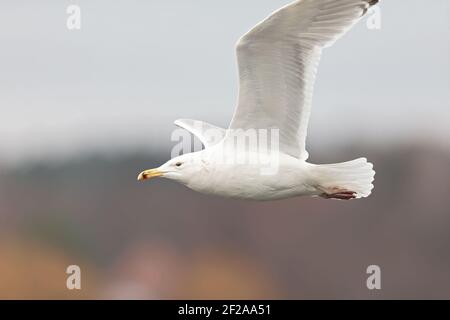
[138,0,378,201]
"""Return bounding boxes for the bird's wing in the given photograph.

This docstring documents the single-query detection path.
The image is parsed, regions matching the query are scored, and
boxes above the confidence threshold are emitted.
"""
[228,0,378,160]
[174,119,226,148]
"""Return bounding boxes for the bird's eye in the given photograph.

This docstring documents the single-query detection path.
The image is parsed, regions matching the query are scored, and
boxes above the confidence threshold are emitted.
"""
[175,162,183,167]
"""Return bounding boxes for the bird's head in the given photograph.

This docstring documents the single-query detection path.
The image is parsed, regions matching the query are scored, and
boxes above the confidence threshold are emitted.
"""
[137,152,204,184]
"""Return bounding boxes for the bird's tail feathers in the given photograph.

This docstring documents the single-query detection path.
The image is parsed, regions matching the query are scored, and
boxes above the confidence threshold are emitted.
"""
[313,158,375,200]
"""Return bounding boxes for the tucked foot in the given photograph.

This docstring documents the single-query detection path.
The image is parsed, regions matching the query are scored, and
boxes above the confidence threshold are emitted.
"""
[320,188,357,200]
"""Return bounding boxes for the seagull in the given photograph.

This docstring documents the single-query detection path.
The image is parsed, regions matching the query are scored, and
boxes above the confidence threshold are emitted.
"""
[138,0,378,201]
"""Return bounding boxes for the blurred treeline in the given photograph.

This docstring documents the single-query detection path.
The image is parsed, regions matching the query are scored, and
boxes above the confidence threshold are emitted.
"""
[0,144,449,299]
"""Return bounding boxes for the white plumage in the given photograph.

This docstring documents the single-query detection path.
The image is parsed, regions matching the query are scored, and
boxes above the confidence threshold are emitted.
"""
[138,0,378,201]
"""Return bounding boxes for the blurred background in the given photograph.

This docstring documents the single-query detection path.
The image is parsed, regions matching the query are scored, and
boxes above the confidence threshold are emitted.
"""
[0,0,449,299]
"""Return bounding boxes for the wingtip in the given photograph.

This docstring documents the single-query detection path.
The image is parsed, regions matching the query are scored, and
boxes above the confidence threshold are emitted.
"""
[362,0,379,16]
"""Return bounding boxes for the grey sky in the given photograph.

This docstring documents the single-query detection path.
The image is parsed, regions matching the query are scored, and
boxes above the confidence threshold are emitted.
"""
[0,0,449,164]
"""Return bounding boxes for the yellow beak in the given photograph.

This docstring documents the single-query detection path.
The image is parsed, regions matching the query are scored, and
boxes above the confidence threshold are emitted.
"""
[137,168,163,181]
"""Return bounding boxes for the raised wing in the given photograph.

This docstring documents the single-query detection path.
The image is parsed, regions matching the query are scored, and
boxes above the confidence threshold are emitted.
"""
[228,0,378,160]
[174,119,226,148]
